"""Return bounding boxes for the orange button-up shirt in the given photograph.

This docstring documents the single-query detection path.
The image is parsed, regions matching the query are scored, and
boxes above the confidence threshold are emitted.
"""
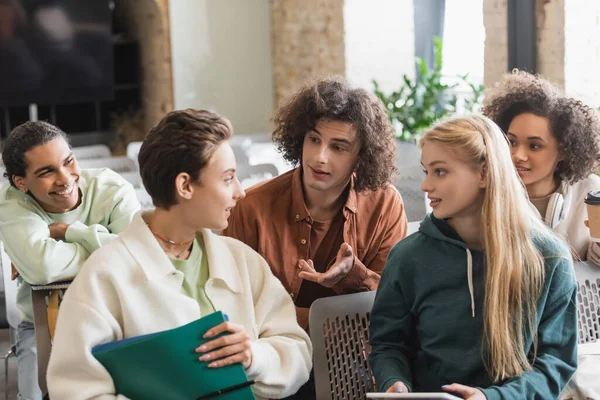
[222,168,408,328]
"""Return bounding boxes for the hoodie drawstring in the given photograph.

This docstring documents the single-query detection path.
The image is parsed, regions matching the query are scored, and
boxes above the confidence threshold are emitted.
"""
[466,248,475,318]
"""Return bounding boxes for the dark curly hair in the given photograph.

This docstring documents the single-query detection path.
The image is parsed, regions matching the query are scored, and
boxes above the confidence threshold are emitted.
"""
[272,77,397,192]
[2,121,70,188]
[483,70,600,184]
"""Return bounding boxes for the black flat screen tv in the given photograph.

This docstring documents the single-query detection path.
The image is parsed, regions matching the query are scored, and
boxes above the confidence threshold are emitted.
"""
[0,0,113,107]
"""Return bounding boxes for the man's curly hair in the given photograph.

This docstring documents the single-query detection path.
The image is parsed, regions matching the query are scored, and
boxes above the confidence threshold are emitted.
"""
[272,77,397,192]
[483,70,600,184]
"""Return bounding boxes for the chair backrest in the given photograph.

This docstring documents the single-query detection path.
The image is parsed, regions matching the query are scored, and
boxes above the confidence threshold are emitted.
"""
[126,141,143,162]
[135,188,153,210]
[78,156,138,173]
[72,144,111,160]
[238,163,279,189]
[309,291,376,400]
[395,164,429,222]
[573,261,600,344]
[407,221,420,236]
[0,241,21,330]
[119,171,142,188]
[230,137,252,166]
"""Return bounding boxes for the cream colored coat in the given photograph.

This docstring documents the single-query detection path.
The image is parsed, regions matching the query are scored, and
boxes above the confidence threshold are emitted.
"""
[47,213,312,399]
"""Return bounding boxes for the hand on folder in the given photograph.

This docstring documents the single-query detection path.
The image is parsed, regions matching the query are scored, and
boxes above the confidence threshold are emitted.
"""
[92,311,256,400]
[197,321,253,369]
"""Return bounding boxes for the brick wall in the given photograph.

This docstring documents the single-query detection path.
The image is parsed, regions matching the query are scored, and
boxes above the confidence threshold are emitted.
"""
[483,0,508,88]
[536,0,565,89]
[271,0,346,107]
[117,0,174,133]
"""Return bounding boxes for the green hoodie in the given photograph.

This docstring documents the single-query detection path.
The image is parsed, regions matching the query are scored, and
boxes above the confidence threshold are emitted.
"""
[369,214,578,399]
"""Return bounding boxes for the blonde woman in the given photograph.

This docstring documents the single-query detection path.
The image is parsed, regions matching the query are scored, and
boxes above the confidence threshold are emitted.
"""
[369,115,577,399]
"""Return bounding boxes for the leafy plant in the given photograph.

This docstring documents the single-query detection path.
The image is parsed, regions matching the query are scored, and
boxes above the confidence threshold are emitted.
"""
[373,37,484,142]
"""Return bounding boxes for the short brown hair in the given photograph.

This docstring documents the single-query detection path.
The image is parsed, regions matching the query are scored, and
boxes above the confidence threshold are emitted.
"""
[272,77,397,192]
[138,109,232,209]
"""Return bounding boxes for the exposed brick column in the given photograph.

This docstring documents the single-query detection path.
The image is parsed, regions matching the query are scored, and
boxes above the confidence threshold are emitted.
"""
[483,0,509,88]
[536,0,565,89]
[270,0,346,107]
[117,0,174,133]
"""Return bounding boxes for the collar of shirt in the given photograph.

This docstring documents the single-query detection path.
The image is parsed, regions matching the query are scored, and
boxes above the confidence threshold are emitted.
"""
[290,167,358,224]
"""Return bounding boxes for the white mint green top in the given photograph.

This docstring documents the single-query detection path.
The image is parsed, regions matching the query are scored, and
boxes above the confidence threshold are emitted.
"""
[47,212,312,400]
[169,237,215,317]
[0,168,140,322]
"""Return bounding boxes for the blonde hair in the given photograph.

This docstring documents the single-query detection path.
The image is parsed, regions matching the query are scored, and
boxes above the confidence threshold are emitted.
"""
[419,115,547,382]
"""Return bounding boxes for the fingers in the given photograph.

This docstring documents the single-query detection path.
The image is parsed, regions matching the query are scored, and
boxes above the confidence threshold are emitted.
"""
[206,350,252,368]
[584,219,589,228]
[298,259,320,282]
[198,330,250,352]
[317,266,344,283]
[201,321,243,340]
[298,258,345,287]
[198,336,251,364]
[11,264,19,280]
[195,321,252,369]
[386,381,409,393]
[339,242,353,258]
[442,383,476,397]
[298,259,316,273]
[298,270,321,283]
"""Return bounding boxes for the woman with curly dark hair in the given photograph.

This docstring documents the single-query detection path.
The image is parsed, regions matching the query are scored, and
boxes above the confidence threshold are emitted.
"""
[484,70,600,267]
[223,76,408,399]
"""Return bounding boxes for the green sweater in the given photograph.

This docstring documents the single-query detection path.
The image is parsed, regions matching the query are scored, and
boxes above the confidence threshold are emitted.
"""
[0,168,140,322]
[369,214,578,399]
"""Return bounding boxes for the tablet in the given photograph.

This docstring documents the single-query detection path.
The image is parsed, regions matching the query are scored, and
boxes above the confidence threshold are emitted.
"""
[366,393,462,399]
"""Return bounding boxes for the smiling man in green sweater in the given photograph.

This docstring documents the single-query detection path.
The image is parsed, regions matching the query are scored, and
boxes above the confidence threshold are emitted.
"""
[0,121,140,400]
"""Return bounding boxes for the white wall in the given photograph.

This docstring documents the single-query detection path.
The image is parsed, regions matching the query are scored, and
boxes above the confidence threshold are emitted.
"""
[169,0,274,135]
[343,0,415,93]
[442,0,484,84]
[564,0,600,107]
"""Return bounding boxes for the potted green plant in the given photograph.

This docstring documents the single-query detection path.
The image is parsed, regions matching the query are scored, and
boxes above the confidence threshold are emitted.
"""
[373,37,484,144]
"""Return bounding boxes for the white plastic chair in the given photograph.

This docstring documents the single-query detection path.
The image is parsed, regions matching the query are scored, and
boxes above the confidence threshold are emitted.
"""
[0,241,20,400]
[238,163,279,189]
[407,221,420,236]
[230,137,252,166]
[71,144,111,160]
[135,188,153,210]
[126,141,143,165]
[396,164,429,222]
[574,261,600,344]
[562,261,600,399]
[77,156,138,173]
[309,291,376,400]
[119,171,142,188]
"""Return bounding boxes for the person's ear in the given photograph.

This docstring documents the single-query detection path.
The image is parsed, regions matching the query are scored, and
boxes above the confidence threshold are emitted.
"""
[174,172,194,201]
[479,163,487,189]
[12,175,28,193]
